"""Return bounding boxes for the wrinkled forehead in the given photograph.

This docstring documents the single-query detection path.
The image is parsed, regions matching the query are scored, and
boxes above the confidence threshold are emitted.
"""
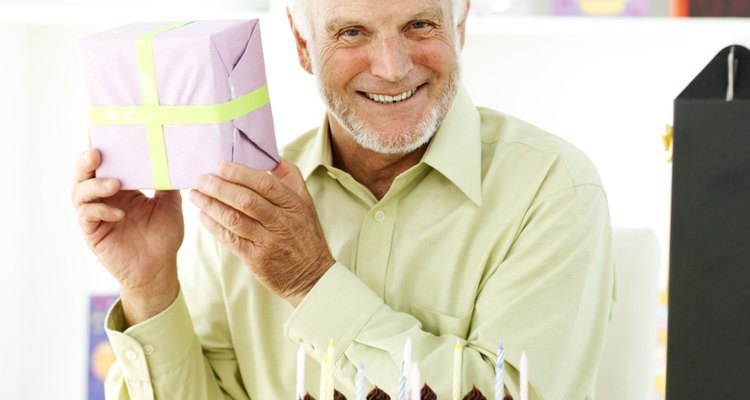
[313,0,452,29]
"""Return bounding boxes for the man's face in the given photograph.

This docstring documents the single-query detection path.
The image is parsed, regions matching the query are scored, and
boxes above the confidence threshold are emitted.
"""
[302,0,465,155]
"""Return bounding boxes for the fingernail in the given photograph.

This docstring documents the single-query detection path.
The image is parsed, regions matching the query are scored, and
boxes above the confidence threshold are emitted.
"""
[83,152,90,165]
[188,190,200,204]
[112,209,124,218]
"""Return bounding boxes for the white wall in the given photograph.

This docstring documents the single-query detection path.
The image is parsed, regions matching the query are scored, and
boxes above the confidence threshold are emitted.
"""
[1,5,748,399]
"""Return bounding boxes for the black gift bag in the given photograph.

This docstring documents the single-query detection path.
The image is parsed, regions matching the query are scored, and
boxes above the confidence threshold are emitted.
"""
[668,45,750,399]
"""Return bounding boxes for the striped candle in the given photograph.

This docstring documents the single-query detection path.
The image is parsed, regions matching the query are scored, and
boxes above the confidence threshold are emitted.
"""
[296,344,305,400]
[495,341,504,400]
[453,340,462,400]
[400,338,412,400]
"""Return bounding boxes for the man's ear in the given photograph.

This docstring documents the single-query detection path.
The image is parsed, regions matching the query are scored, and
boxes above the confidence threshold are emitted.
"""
[287,8,313,75]
[457,0,471,50]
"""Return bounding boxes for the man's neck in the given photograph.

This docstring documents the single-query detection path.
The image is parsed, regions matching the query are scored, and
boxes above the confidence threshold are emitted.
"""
[329,125,428,201]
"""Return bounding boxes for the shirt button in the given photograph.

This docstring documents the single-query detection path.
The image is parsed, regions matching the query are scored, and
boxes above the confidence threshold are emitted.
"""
[374,210,386,222]
[143,345,154,355]
[125,350,137,360]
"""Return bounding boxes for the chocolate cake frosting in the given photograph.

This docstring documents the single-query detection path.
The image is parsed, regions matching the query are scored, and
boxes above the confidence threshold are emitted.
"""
[420,384,437,400]
[366,387,391,400]
[301,390,347,400]
[462,385,487,400]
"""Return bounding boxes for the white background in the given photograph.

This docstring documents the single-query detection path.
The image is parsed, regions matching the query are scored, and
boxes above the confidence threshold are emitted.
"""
[0,1,748,398]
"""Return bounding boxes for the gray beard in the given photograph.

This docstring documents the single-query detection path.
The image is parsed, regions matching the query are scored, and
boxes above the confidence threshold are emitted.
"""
[316,68,461,155]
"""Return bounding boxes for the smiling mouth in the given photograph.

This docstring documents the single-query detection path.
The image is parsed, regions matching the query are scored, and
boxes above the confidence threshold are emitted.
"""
[362,87,418,104]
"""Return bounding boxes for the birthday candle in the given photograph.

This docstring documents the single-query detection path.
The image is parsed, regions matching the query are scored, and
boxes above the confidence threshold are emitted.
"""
[495,341,504,400]
[400,338,412,400]
[399,372,406,400]
[319,353,327,400]
[296,344,305,400]
[410,362,421,400]
[356,362,365,400]
[520,351,528,400]
[453,340,462,400]
[325,340,335,400]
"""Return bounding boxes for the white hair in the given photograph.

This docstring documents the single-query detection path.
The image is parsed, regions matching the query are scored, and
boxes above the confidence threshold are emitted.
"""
[287,0,469,41]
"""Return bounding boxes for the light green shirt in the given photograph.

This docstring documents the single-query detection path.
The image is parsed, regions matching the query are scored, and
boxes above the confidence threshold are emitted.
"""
[105,86,615,399]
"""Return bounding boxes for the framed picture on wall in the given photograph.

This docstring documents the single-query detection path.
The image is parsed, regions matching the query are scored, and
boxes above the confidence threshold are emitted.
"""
[88,294,118,400]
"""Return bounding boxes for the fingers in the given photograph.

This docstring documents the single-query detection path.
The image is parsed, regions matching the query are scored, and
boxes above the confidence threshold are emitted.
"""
[74,148,101,184]
[190,189,264,241]
[71,177,121,207]
[194,174,278,225]
[216,162,296,208]
[78,202,125,234]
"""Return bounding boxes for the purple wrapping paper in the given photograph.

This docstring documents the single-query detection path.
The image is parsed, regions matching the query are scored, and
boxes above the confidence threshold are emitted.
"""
[79,20,279,189]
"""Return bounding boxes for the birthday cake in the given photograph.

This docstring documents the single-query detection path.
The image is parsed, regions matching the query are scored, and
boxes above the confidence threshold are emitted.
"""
[462,386,487,400]
[420,384,437,400]
[366,387,390,400]
[302,390,347,400]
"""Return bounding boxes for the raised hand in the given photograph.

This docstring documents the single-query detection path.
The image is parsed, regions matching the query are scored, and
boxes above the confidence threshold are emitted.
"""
[189,159,334,307]
[72,148,184,325]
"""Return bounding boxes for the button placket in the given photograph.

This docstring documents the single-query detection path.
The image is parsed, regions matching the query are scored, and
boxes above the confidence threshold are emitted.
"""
[374,210,386,222]
[356,203,398,298]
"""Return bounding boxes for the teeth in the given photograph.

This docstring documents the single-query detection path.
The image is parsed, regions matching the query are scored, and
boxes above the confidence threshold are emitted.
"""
[365,87,417,104]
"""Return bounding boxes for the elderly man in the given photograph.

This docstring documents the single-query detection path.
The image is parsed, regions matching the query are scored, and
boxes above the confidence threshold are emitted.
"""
[72,0,614,398]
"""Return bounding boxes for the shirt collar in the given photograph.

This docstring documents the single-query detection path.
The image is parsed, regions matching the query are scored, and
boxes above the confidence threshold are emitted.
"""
[297,114,333,180]
[421,84,483,206]
[297,84,483,206]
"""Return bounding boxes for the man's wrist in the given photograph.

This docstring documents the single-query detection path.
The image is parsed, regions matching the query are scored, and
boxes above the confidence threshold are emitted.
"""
[120,267,180,328]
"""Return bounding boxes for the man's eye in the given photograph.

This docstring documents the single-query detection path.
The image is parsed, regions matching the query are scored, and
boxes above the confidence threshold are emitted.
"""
[341,28,361,37]
[411,21,430,29]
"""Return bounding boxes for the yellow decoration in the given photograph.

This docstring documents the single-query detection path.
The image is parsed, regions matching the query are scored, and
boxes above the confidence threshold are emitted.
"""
[663,125,673,163]
[578,0,627,15]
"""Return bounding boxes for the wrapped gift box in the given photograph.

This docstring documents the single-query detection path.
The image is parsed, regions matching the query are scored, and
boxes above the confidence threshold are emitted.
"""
[79,19,278,190]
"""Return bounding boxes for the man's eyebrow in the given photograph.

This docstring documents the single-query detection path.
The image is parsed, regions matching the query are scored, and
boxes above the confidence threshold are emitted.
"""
[324,7,445,32]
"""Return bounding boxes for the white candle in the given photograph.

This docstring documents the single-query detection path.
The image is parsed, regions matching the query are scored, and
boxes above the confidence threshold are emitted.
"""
[495,341,504,400]
[296,344,305,400]
[520,351,528,400]
[356,362,365,400]
[453,340,462,400]
[410,362,421,400]
[400,338,412,400]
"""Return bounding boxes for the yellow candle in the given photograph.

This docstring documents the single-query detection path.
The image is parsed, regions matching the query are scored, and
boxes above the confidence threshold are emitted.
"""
[453,340,462,400]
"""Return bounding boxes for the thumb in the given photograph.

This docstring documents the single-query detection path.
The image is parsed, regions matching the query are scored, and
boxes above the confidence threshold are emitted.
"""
[270,158,313,204]
[154,189,182,208]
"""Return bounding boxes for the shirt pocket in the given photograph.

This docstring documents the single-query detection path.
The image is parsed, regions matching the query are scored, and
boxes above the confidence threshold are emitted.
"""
[412,306,473,337]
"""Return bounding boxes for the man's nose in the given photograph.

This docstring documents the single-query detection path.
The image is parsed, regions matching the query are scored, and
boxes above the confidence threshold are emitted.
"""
[368,35,414,83]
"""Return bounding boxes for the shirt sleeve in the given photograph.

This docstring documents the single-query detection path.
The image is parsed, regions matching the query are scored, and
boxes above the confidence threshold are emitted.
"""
[284,183,615,399]
[103,224,251,400]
